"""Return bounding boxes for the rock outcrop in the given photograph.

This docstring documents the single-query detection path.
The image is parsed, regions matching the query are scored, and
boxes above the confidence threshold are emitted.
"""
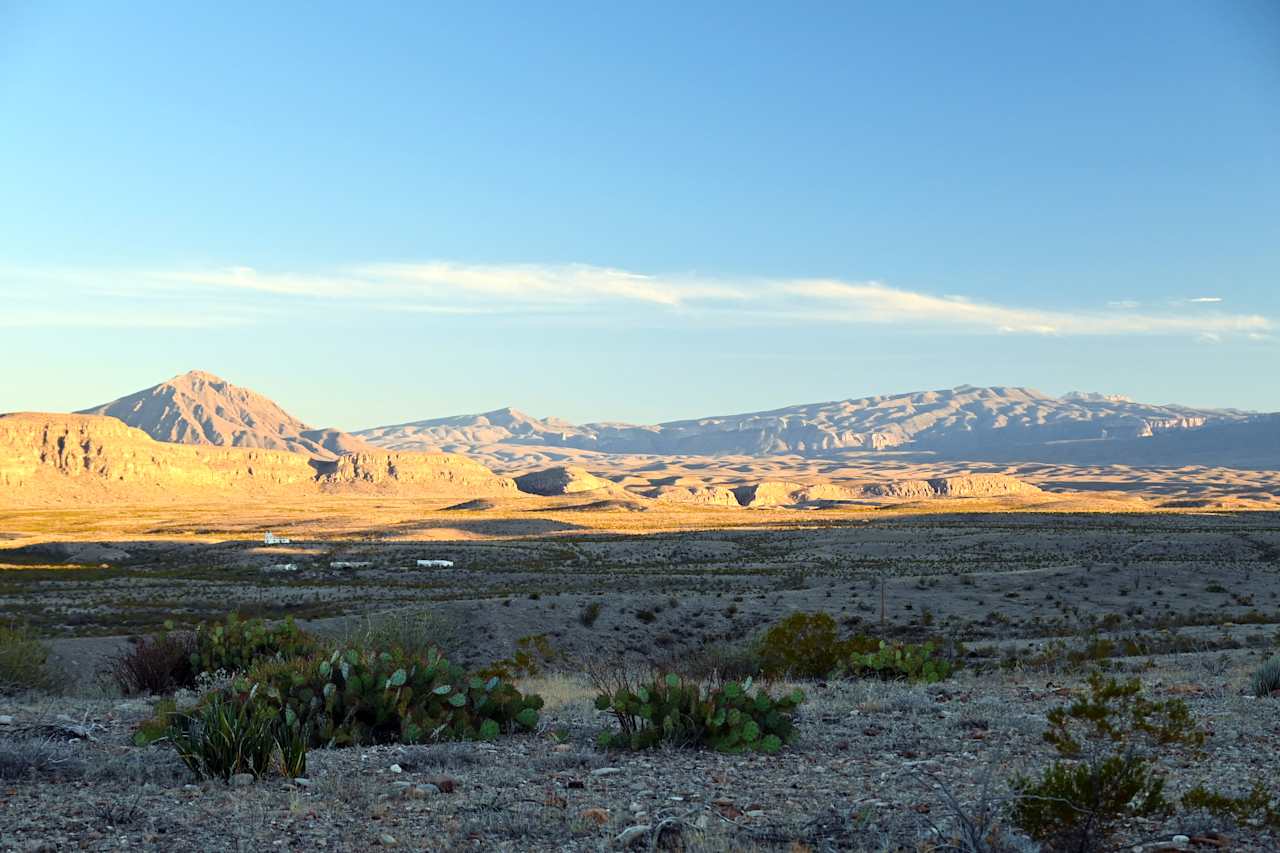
[513,466,620,496]
[648,485,741,506]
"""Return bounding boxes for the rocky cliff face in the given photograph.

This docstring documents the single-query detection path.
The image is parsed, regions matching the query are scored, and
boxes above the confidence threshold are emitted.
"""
[0,413,512,504]
[316,453,515,492]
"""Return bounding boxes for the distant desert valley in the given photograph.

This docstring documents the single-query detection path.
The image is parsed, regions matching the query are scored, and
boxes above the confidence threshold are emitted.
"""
[3,371,1279,851]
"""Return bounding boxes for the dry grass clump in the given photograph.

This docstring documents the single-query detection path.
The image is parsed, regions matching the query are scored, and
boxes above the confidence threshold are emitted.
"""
[108,630,196,696]
[0,622,62,695]
[0,737,84,780]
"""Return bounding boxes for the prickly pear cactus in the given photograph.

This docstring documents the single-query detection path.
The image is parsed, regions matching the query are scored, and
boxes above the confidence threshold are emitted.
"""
[595,672,803,753]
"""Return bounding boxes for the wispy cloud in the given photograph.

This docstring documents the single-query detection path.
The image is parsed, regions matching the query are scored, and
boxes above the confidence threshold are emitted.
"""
[782,280,1269,336]
[0,261,1270,338]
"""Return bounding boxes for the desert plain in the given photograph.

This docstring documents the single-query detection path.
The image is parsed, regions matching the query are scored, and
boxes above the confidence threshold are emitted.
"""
[1,374,1279,852]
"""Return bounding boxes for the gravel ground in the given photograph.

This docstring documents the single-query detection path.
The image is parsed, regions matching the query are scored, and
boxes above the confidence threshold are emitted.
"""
[2,656,1277,852]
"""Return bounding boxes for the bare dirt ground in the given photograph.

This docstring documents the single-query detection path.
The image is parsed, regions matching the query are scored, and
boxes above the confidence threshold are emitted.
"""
[1,499,1278,851]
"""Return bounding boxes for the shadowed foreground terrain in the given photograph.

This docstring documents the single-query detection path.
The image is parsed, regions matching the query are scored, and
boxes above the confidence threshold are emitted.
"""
[1,500,1278,851]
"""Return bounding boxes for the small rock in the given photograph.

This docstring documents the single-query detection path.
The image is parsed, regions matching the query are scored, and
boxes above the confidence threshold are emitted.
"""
[428,775,457,793]
[745,809,765,818]
[0,715,14,725]
[379,834,397,847]
[1172,837,1190,846]
[293,777,312,787]
[229,773,255,788]
[389,763,402,773]
[616,825,650,847]
[554,743,572,752]
[592,767,622,777]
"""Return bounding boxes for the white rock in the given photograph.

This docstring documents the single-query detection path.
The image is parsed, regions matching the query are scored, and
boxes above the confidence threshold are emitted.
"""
[1172,837,1190,846]
[0,715,13,725]
[616,825,650,847]
[591,767,622,776]
[389,763,402,773]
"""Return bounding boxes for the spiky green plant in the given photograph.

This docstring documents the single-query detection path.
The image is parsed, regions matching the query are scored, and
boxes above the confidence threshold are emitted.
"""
[167,687,296,781]
[1250,656,1280,698]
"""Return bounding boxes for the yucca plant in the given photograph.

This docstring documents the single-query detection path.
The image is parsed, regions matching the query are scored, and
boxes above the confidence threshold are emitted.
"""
[167,688,280,780]
[1251,656,1280,698]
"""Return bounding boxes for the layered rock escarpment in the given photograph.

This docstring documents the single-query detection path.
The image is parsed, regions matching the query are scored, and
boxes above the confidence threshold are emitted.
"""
[735,474,1042,507]
[0,413,513,504]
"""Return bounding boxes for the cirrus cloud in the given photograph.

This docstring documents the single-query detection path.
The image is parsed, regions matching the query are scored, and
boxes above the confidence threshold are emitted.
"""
[0,260,1271,338]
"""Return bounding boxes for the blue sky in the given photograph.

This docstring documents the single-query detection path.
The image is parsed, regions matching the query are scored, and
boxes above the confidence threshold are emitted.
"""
[1,1,1277,428]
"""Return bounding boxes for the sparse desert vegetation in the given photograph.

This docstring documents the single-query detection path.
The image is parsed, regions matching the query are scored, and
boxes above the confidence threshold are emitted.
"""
[1,502,1278,850]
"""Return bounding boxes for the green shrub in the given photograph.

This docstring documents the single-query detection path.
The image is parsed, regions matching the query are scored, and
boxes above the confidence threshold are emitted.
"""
[0,622,57,694]
[1012,672,1205,852]
[756,611,873,678]
[592,672,804,754]
[231,645,542,747]
[836,640,954,683]
[167,687,307,781]
[1250,655,1280,698]
[133,698,180,746]
[1181,782,1280,829]
[192,613,319,676]
[1013,755,1171,852]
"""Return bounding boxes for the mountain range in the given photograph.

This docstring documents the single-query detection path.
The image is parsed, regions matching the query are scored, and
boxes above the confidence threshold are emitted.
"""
[354,384,1272,468]
[70,371,1278,469]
